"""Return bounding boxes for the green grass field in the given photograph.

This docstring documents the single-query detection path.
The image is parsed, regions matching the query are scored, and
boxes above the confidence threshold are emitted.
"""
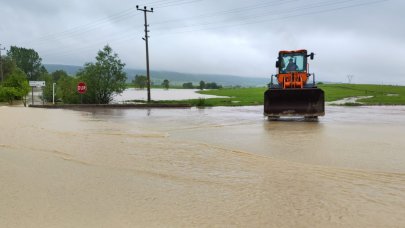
[318,84,405,105]
[198,87,266,106]
[194,84,405,106]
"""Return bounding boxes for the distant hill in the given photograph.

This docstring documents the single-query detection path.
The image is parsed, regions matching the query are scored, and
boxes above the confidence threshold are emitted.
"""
[45,64,83,76]
[44,64,269,87]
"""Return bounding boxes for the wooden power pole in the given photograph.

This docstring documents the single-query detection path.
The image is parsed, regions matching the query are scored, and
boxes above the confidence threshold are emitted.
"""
[0,44,5,83]
[136,5,154,102]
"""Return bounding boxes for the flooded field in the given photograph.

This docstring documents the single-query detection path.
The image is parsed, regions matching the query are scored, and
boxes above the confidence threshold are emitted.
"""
[113,88,227,103]
[1,105,404,227]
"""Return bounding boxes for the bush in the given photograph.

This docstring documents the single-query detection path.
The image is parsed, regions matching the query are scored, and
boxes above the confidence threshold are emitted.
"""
[0,68,30,105]
[77,45,127,104]
[182,82,194,89]
[0,87,19,104]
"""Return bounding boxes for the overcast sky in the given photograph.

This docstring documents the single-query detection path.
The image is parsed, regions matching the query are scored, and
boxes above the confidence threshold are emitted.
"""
[2,0,404,84]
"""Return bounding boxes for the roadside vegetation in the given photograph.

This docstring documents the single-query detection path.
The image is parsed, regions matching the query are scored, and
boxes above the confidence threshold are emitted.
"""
[1,45,128,105]
[0,47,36,105]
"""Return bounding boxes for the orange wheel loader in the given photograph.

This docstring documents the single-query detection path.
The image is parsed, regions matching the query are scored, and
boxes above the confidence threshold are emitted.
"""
[264,50,325,119]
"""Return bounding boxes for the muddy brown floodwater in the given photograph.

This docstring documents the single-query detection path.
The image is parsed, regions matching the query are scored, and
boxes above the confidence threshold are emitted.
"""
[1,105,404,227]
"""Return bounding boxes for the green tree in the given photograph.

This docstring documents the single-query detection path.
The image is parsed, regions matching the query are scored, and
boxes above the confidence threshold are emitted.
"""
[57,74,80,104]
[205,82,222,89]
[1,56,17,82]
[41,70,69,103]
[133,75,147,89]
[199,80,205,90]
[162,79,170,90]
[41,73,54,103]
[51,70,69,82]
[77,45,127,104]
[0,87,20,104]
[182,82,194,89]
[0,68,30,105]
[7,46,45,80]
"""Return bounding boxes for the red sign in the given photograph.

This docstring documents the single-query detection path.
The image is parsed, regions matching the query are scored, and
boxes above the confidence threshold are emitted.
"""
[77,82,87,94]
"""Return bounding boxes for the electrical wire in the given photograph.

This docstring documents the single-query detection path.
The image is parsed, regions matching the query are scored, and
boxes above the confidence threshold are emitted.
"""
[22,0,205,46]
[38,0,388,61]
[153,0,387,34]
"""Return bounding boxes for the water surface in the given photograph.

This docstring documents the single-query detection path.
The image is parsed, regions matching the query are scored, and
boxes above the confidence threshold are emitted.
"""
[113,88,227,103]
[81,105,405,173]
[1,106,404,227]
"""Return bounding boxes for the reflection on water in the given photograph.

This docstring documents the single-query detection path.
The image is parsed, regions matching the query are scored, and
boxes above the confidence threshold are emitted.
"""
[79,105,405,173]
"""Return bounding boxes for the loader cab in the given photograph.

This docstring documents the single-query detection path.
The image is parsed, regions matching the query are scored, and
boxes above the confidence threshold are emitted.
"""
[276,51,308,73]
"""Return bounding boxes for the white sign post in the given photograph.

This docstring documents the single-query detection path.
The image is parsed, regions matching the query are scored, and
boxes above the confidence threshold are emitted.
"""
[29,81,45,87]
[53,83,56,104]
[29,81,46,105]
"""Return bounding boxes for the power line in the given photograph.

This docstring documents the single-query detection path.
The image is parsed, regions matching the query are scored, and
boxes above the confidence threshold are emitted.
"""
[36,0,299,57]
[31,0,205,58]
[25,0,303,54]
[154,0,388,35]
[33,0,324,52]
[152,0,301,26]
[21,0,203,47]
[38,0,388,61]
[154,0,372,31]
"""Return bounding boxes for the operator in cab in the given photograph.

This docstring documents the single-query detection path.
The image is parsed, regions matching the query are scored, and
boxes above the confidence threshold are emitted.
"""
[286,58,298,72]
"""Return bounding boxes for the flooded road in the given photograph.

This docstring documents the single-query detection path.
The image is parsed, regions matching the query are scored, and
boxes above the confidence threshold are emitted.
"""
[1,105,405,227]
[82,105,405,173]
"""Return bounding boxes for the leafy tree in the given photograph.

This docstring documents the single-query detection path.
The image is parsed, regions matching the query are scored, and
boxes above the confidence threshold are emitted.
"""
[182,82,194,89]
[0,68,30,105]
[162,79,170,90]
[1,56,17,82]
[0,87,19,105]
[40,73,54,103]
[77,45,126,104]
[7,46,45,80]
[133,75,147,89]
[205,82,222,89]
[57,74,80,104]
[199,80,205,90]
[51,70,68,82]
[40,70,69,103]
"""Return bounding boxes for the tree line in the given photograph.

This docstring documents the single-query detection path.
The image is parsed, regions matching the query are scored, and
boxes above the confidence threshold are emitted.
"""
[0,46,39,105]
[182,81,222,90]
[1,44,224,105]
[132,76,222,90]
[1,45,127,105]
[132,75,170,90]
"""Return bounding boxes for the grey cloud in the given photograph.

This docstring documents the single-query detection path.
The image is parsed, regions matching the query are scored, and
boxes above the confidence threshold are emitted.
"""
[1,0,404,84]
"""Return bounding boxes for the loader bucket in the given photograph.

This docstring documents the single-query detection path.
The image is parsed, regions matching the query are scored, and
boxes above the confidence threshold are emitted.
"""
[264,88,325,117]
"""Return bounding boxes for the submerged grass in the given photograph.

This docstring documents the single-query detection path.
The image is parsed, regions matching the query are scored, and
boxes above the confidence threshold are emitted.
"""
[319,84,405,105]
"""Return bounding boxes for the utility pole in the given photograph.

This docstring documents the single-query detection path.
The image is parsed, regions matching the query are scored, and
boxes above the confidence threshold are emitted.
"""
[137,5,154,102]
[0,44,5,83]
[347,74,354,84]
